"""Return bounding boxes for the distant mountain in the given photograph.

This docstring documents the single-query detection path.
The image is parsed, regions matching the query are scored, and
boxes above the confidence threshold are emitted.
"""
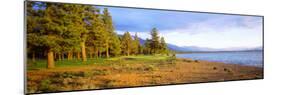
[168,45,218,52]
[169,45,263,52]
[219,46,263,51]
[138,38,146,45]
[251,46,263,50]
[170,45,263,52]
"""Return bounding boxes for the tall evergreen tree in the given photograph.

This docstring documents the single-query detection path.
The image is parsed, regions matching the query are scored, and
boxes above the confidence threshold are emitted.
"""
[109,33,121,56]
[143,38,152,55]
[84,6,98,59]
[26,2,43,62]
[64,4,88,61]
[102,8,115,58]
[86,9,107,58]
[121,32,133,56]
[160,37,168,54]
[132,33,141,55]
[150,28,161,54]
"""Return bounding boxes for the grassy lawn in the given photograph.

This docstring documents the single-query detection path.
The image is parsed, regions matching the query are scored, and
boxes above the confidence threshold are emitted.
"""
[27,55,172,70]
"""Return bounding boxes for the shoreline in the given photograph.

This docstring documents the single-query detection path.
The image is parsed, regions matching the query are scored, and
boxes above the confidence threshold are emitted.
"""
[177,58,264,68]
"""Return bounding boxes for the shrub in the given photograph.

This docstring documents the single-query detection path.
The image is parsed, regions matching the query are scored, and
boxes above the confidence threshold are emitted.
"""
[53,71,93,78]
[213,67,217,70]
[92,69,110,75]
[82,71,93,77]
[60,72,75,78]
[183,59,192,63]
[167,54,177,64]
[223,68,232,73]
[102,79,116,88]
[144,65,158,71]
[39,79,57,92]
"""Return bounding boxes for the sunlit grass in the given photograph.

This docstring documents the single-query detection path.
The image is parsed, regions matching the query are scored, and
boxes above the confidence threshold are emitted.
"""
[27,55,171,70]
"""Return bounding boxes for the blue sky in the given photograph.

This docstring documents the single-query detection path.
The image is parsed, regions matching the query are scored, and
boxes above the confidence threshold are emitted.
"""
[98,6,263,49]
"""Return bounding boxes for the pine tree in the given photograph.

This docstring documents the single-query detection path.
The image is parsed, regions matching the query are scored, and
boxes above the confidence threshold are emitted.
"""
[109,33,121,56]
[132,33,141,55]
[84,6,97,59]
[150,28,161,54]
[121,32,133,56]
[86,9,107,58]
[160,37,168,54]
[73,5,91,62]
[26,2,42,62]
[102,8,116,58]
[143,38,152,55]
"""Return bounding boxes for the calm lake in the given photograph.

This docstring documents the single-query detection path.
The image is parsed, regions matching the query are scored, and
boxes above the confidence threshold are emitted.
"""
[176,51,263,67]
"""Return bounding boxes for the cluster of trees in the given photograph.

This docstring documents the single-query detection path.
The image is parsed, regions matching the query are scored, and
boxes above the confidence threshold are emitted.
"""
[143,28,169,55]
[120,28,169,56]
[27,2,169,68]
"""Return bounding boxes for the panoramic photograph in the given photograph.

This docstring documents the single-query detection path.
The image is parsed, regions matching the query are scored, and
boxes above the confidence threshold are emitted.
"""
[25,1,263,94]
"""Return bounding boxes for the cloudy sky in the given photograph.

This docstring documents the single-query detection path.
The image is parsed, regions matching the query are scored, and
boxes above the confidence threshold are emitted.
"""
[98,6,263,49]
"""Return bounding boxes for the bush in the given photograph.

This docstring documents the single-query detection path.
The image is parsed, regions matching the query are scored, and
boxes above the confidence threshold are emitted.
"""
[53,71,93,78]
[167,53,177,64]
[102,79,116,88]
[223,68,232,73]
[144,65,158,71]
[92,69,110,75]
[39,79,57,92]
[213,67,217,70]
[183,59,192,63]
[82,71,93,77]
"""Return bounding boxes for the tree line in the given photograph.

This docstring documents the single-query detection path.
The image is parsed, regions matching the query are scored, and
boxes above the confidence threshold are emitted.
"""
[27,2,169,68]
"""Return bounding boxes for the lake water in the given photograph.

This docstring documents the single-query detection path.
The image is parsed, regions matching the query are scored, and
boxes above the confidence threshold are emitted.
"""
[176,51,263,67]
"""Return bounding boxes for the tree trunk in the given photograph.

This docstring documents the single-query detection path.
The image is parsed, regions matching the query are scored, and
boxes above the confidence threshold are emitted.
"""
[127,49,130,56]
[61,53,63,60]
[89,53,92,59]
[90,50,93,59]
[32,52,35,62]
[47,49,55,68]
[54,52,57,60]
[77,52,81,60]
[98,49,101,58]
[68,51,71,60]
[89,48,93,59]
[67,52,70,60]
[97,50,100,58]
[58,53,62,61]
[81,41,87,62]
[94,48,98,58]
[70,51,73,60]
[106,43,109,58]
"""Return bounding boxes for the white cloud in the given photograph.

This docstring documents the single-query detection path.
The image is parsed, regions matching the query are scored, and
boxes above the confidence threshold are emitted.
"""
[159,16,263,49]
[115,16,263,49]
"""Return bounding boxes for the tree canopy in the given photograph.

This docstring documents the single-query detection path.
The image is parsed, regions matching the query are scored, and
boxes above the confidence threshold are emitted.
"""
[27,1,170,68]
